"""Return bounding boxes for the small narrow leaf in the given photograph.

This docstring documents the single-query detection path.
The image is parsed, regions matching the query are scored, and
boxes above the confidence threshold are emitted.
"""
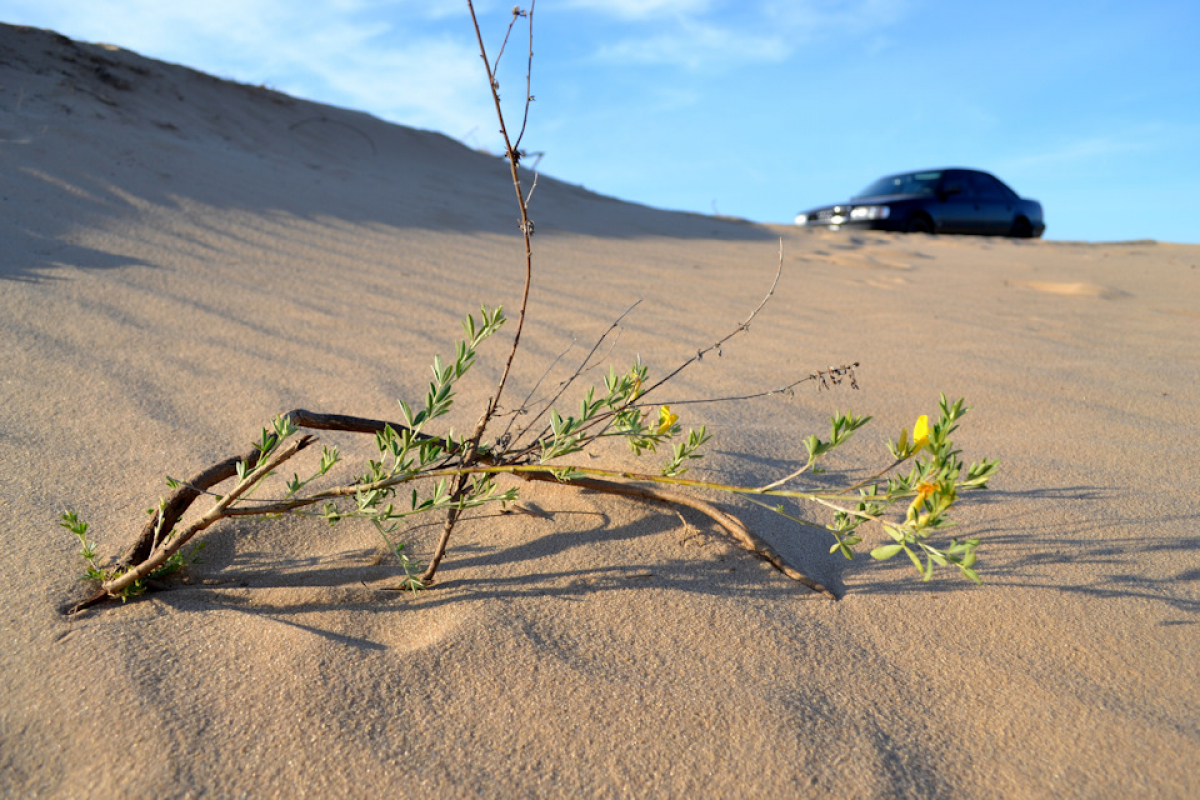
[871,544,905,561]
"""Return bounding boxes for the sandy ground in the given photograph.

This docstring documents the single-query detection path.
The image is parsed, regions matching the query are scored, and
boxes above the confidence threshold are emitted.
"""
[2,23,1198,799]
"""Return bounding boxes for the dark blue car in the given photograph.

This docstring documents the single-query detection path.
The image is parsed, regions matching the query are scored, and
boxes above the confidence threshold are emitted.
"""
[795,168,1045,238]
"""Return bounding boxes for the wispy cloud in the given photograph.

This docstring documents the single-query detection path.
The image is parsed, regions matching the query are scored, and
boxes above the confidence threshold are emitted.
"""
[571,0,910,70]
[563,0,714,20]
[762,0,909,38]
[590,19,789,68]
[0,0,492,135]
[996,122,1193,175]
[1003,137,1146,170]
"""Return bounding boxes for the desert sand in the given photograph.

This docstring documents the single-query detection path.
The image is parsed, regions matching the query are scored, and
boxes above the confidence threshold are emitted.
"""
[2,23,1198,799]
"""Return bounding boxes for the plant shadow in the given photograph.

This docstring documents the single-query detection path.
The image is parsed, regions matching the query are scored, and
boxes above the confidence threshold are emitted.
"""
[134,500,834,648]
[847,484,1200,621]
[80,476,1200,644]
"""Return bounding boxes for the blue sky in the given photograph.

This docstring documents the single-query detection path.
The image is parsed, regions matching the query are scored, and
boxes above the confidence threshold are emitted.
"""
[3,0,1197,243]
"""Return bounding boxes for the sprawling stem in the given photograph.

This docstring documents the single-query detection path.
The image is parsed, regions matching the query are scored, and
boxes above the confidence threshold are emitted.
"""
[121,409,441,567]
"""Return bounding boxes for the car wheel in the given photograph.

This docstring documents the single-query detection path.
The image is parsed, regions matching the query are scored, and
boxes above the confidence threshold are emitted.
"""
[1010,217,1034,238]
[904,215,932,234]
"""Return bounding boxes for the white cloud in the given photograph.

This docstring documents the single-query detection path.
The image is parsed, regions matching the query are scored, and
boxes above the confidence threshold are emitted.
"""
[575,0,910,70]
[0,0,495,138]
[762,0,909,37]
[995,121,1197,175]
[591,19,788,68]
[561,0,710,20]
[291,36,492,137]
[563,0,714,20]
[1009,137,1146,169]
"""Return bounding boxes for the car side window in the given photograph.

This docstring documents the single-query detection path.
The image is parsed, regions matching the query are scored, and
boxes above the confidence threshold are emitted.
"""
[973,173,1011,200]
[940,172,968,198]
[963,173,993,198]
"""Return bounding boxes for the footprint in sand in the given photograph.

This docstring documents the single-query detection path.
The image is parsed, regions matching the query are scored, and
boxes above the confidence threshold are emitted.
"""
[808,252,913,271]
[1007,280,1128,299]
[864,255,913,270]
[855,275,912,289]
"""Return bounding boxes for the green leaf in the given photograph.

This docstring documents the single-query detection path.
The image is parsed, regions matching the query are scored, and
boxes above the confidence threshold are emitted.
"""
[398,400,416,429]
[904,546,923,573]
[273,415,297,440]
[803,434,822,460]
[871,544,905,561]
[59,511,87,537]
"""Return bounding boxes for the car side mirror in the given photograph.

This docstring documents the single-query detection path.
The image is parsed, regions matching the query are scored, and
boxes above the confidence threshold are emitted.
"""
[940,183,963,199]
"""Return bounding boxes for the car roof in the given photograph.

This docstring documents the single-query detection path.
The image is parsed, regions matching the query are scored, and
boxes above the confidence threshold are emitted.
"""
[883,167,990,178]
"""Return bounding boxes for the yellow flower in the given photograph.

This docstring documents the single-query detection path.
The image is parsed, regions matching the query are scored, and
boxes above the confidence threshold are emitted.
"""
[656,405,679,435]
[912,414,930,450]
[908,480,937,517]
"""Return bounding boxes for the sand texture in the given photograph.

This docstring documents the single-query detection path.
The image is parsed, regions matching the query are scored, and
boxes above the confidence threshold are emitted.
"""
[2,23,1199,799]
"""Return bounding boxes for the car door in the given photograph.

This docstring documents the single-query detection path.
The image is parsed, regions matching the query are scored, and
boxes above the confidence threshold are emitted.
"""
[932,171,978,233]
[970,172,1019,235]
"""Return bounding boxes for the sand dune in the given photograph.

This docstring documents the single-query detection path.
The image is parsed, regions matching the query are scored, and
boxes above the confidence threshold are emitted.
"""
[3,23,1199,798]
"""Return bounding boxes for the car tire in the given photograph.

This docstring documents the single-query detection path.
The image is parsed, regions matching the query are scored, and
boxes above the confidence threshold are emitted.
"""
[904,215,933,234]
[1010,217,1034,238]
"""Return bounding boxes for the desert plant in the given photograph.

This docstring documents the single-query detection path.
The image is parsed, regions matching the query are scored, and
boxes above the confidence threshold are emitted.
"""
[63,2,996,613]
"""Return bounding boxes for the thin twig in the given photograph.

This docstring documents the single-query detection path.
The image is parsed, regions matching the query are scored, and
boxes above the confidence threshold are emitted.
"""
[425,2,539,584]
[652,362,859,407]
[489,6,524,79]
[524,171,539,206]
[639,239,784,400]
[512,1,537,152]
[505,298,642,449]
[756,463,815,492]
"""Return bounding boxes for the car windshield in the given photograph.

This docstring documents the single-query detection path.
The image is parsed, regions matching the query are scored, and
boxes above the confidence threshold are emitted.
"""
[853,171,943,199]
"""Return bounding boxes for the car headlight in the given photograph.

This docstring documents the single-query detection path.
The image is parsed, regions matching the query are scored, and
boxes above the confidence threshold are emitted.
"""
[849,205,890,221]
[794,213,809,225]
